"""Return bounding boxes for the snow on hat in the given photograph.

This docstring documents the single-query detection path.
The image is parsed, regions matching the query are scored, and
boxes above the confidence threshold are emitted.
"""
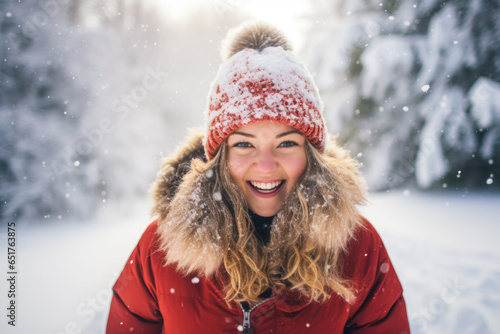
[204,21,326,160]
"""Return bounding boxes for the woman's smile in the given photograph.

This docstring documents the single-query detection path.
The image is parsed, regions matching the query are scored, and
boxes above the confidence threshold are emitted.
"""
[247,180,286,197]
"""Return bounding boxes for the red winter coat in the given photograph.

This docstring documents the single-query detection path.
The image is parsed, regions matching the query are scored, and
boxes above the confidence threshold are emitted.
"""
[106,131,409,333]
[106,219,409,333]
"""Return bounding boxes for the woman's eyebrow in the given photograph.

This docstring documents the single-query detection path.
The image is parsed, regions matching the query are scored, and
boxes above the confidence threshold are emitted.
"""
[276,130,301,138]
[230,131,255,138]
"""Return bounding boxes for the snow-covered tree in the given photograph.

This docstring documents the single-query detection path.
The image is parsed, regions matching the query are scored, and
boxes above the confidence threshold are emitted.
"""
[0,0,175,222]
[0,0,98,220]
[304,0,500,190]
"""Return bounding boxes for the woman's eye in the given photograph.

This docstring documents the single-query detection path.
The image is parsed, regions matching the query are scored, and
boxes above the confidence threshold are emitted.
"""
[233,141,252,148]
[279,141,298,147]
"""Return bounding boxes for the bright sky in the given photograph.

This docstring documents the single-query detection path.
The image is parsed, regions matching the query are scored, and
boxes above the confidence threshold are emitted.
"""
[155,0,313,50]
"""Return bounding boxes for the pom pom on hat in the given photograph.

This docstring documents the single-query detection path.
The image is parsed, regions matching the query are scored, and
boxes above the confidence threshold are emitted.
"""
[221,21,293,60]
[205,21,326,160]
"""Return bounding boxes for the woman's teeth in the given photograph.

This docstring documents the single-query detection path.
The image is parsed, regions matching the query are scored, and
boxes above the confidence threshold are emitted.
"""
[249,181,282,191]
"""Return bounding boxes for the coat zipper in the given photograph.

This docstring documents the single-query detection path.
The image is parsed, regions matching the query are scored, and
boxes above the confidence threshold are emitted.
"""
[239,298,271,334]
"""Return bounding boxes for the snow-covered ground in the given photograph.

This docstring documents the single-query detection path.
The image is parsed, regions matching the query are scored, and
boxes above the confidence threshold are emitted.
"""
[0,190,499,333]
[362,190,500,334]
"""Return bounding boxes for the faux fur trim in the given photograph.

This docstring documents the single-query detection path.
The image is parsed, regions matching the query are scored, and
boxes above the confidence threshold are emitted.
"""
[150,128,206,224]
[150,129,367,276]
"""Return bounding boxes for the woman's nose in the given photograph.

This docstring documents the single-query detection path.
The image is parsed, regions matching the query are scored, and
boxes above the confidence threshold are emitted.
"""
[253,150,277,174]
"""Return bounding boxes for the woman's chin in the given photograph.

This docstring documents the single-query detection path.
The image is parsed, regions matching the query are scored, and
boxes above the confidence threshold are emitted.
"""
[248,205,280,217]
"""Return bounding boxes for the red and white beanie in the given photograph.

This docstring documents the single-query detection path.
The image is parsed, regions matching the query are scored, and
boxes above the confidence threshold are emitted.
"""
[204,21,326,160]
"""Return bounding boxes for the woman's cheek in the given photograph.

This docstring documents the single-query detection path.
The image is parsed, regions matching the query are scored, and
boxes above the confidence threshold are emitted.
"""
[228,156,246,180]
[286,155,307,179]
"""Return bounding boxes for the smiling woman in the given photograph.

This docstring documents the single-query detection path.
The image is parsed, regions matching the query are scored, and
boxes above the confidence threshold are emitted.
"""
[106,21,410,333]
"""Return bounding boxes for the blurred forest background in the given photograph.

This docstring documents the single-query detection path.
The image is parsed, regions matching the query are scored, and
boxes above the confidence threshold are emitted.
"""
[1,0,499,223]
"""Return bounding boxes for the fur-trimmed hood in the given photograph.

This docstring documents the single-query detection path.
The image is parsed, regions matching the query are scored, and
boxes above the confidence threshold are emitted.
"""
[150,128,367,277]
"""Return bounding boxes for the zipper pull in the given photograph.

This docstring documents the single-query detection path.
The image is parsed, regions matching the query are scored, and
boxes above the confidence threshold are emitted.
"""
[242,309,251,334]
[240,301,251,334]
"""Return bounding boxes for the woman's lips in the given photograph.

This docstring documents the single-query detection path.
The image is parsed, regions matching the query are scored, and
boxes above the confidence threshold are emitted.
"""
[247,180,285,198]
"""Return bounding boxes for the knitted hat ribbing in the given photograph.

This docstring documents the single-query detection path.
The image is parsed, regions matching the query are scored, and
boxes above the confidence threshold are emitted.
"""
[204,22,326,160]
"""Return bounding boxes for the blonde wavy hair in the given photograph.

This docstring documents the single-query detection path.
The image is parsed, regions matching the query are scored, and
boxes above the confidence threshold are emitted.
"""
[154,134,365,307]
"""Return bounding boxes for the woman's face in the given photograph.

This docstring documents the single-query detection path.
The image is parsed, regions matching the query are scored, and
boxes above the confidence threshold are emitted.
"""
[227,121,307,217]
